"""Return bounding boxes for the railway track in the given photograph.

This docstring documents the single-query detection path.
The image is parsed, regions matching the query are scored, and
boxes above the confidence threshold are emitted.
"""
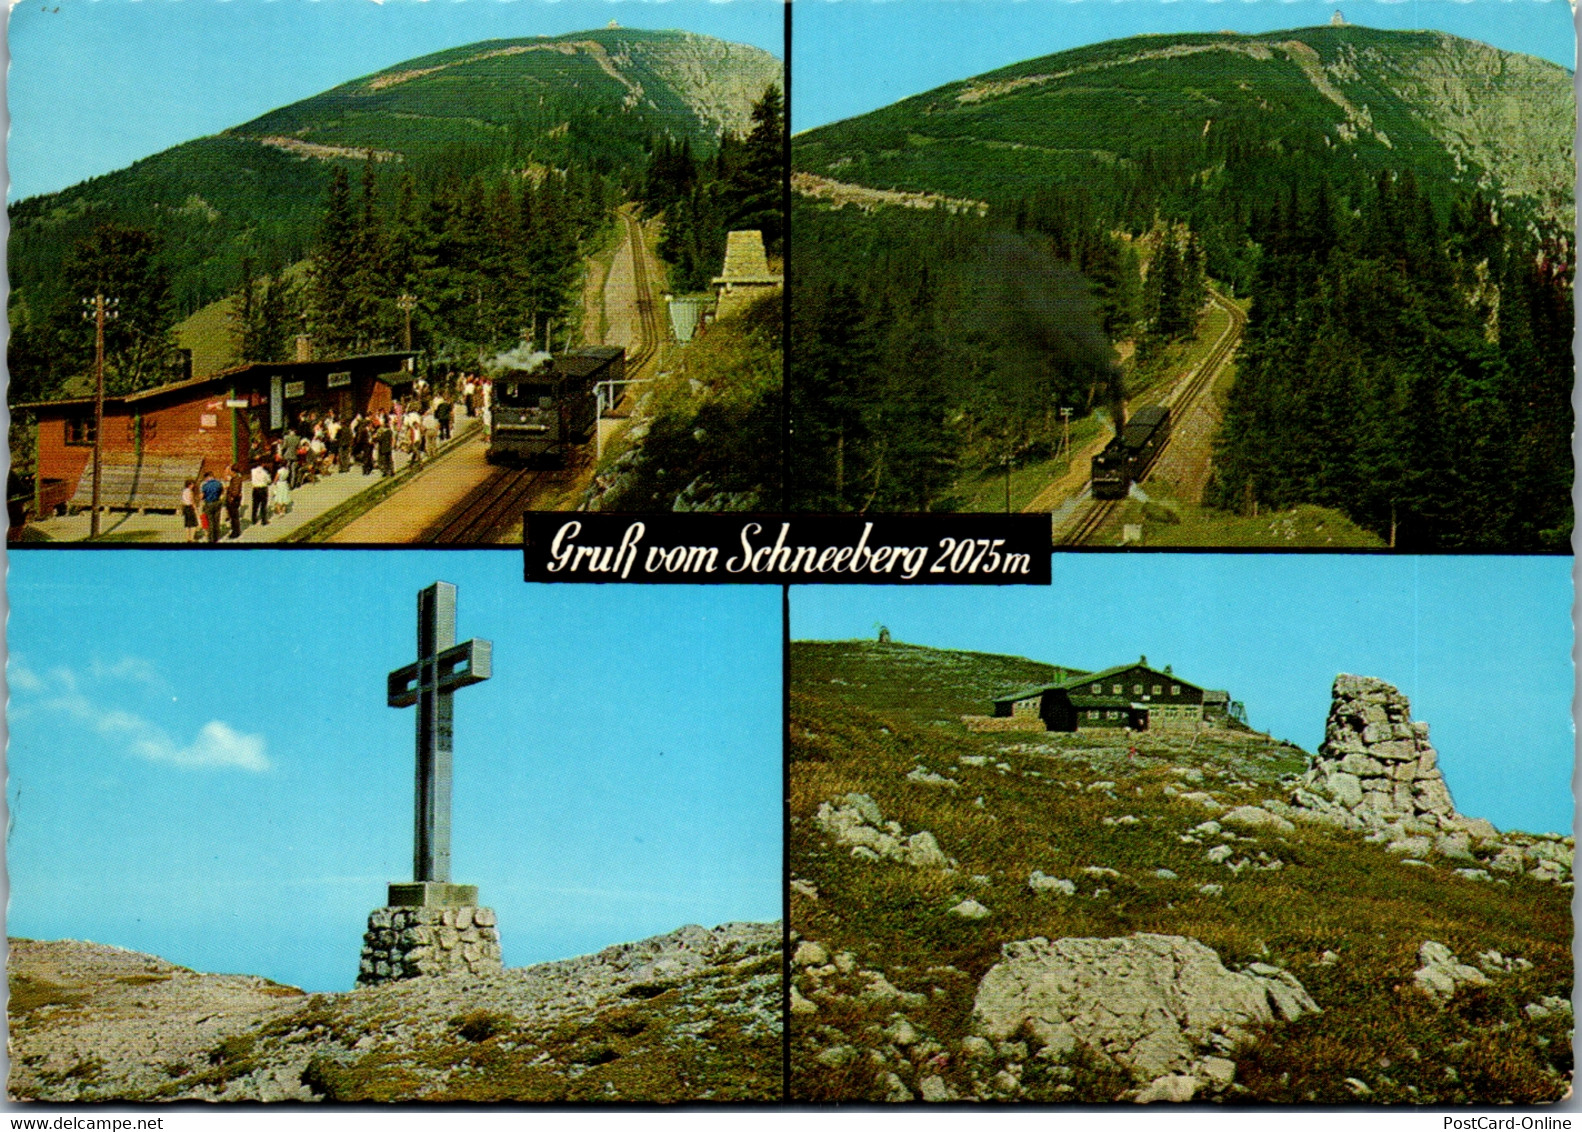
[1063,490,1122,546]
[1060,287,1246,547]
[421,465,554,544]
[620,206,663,383]
[425,206,663,544]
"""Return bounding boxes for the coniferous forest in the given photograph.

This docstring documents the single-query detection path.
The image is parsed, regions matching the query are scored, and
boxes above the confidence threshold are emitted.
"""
[1208,178,1573,551]
[8,157,612,404]
[6,27,783,408]
[788,25,1575,550]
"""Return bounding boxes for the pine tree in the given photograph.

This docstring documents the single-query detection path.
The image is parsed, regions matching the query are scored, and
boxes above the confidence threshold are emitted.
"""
[347,156,388,350]
[57,223,176,394]
[729,85,785,256]
[309,166,360,354]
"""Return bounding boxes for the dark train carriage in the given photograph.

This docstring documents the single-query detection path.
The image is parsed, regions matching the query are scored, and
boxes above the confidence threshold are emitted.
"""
[487,346,624,464]
[1091,404,1171,500]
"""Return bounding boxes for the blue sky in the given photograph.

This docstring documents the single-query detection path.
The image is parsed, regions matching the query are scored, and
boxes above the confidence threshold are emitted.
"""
[794,0,1576,131]
[7,0,787,203]
[7,551,783,992]
[793,555,1575,837]
[9,0,1569,198]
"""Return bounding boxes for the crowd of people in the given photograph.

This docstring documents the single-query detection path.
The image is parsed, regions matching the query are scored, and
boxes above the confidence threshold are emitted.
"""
[177,375,492,543]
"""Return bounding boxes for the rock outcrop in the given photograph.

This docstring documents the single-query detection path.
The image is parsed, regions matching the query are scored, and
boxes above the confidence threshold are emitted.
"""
[813,793,954,869]
[970,933,1319,1099]
[1413,940,1491,1003]
[1289,676,1573,887]
[9,923,782,1102]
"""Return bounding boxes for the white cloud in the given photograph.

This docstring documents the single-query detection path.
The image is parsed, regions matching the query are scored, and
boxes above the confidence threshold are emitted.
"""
[10,661,271,773]
[133,720,270,772]
[88,657,165,689]
[8,661,44,694]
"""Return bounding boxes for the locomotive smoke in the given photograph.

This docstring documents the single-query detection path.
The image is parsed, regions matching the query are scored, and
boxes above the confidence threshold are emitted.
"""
[486,345,553,374]
[958,232,1123,429]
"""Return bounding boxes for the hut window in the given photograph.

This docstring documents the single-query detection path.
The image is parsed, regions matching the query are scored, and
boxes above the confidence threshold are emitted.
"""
[65,416,96,446]
[1106,711,1118,719]
[1088,711,1099,720]
[1133,683,1143,695]
[1152,684,1162,695]
[1111,684,1122,695]
[1090,683,1101,694]
[1171,684,1181,695]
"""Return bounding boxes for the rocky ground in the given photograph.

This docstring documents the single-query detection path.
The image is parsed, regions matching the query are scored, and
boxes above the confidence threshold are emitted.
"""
[9,922,782,1102]
[789,643,1574,1104]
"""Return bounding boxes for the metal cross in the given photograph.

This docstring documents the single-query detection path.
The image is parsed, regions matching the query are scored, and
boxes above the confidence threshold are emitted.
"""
[387,582,492,885]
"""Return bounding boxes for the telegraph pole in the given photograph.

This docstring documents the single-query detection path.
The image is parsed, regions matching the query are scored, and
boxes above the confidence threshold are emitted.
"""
[398,293,417,352]
[81,294,117,539]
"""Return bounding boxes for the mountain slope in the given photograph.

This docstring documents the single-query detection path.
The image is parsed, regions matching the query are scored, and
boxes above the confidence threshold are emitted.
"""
[9,922,782,1102]
[232,31,780,164]
[789,641,1572,1103]
[10,29,781,317]
[794,26,1571,224]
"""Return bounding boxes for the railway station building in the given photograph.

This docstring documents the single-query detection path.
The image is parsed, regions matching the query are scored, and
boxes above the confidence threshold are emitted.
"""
[18,348,413,516]
[990,657,1209,732]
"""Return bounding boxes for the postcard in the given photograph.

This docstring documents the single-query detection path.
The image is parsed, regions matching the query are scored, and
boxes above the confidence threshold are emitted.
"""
[4,0,1575,1113]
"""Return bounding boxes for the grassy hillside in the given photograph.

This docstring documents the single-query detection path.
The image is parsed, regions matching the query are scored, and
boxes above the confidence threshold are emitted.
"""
[586,293,783,512]
[11,29,781,320]
[793,641,1082,730]
[789,641,1572,1103]
[794,26,1571,227]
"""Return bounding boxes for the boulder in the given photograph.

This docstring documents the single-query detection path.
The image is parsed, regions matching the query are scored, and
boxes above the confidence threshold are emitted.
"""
[1028,871,1077,896]
[814,794,952,869]
[1135,1075,1199,1103]
[971,934,1319,1081]
[794,941,829,967]
[1413,940,1491,1004]
[1223,805,1296,834]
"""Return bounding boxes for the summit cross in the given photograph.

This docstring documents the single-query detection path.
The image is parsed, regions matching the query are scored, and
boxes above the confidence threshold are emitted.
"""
[387,582,492,888]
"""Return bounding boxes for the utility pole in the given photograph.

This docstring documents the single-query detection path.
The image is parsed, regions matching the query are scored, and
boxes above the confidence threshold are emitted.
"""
[81,294,118,539]
[1059,407,1073,462]
[397,293,418,370]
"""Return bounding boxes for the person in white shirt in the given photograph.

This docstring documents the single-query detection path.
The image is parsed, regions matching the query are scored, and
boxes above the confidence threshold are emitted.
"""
[250,463,272,527]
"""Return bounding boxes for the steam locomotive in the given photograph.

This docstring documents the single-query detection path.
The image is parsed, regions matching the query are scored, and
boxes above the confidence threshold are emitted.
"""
[1091,405,1171,500]
[486,346,625,465]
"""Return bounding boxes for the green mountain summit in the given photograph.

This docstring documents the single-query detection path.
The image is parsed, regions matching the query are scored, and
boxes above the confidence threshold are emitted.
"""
[795,25,1572,224]
[12,28,781,318]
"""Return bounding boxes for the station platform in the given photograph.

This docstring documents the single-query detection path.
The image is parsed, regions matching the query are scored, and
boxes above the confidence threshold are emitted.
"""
[16,418,483,546]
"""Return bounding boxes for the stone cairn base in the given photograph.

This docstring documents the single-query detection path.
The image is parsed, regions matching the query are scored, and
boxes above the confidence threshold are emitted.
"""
[1294,674,1460,826]
[357,905,503,987]
[1289,674,1572,886]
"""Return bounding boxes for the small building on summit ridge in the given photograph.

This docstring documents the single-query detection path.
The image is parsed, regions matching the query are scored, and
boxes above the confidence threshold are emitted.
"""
[712,230,782,321]
[989,656,1208,732]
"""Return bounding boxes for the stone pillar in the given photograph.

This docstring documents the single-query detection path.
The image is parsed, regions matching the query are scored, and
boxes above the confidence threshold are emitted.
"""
[357,904,502,987]
[1299,674,1458,825]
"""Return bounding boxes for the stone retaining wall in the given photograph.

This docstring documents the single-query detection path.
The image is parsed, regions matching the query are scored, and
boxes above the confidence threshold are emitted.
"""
[357,905,503,987]
[962,715,1046,733]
